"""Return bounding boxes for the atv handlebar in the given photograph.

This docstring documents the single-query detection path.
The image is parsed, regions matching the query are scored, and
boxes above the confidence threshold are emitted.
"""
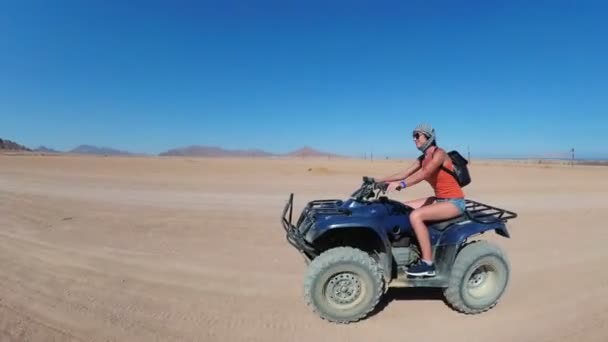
[351,176,389,200]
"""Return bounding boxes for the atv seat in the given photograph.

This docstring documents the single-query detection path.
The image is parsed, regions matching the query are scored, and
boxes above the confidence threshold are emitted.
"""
[427,214,469,231]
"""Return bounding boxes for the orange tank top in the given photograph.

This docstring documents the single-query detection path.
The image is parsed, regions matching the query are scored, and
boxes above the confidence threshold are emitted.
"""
[421,147,465,199]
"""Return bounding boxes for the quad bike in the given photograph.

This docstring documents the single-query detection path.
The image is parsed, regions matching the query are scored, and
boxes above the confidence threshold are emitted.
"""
[281,177,517,323]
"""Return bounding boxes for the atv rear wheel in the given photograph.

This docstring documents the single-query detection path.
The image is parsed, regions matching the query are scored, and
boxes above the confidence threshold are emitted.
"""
[443,241,510,314]
[304,247,384,323]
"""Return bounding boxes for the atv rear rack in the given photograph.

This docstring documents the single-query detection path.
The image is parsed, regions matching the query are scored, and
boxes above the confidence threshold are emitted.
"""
[464,199,517,223]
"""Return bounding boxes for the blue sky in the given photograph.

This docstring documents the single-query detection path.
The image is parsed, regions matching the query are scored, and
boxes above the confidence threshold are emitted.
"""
[1,1,607,158]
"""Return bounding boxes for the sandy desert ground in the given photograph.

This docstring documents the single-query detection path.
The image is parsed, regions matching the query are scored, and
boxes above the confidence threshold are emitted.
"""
[1,154,607,342]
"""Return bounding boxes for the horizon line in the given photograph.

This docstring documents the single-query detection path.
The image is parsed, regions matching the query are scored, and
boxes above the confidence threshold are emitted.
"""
[2,137,606,160]
[3,151,608,162]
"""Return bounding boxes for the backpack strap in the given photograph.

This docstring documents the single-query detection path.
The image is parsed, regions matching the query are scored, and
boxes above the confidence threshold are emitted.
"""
[420,148,459,182]
[441,164,458,181]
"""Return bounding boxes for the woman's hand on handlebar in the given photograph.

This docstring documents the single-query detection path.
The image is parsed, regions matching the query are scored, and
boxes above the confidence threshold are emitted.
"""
[374,181,389,192]
[387,181,404,192]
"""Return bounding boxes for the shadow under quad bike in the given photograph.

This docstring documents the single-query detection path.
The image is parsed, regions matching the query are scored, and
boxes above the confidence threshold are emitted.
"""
[281,176,517,323]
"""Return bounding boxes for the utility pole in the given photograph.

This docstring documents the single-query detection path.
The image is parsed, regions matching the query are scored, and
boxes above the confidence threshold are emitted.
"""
[571,148,575,167]
[371,152,373,162]
[467,145,471,164]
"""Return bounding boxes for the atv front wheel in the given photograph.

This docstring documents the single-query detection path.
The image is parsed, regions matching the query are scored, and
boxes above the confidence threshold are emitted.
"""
[443,241,510,314]
[304,247,384,323]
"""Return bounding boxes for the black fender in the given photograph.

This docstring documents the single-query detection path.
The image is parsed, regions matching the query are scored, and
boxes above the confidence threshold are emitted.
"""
[306,223,393,283]
[437,221,510,246]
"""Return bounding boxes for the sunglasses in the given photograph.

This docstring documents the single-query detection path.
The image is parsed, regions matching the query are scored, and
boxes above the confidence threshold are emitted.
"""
[413,132,424,140]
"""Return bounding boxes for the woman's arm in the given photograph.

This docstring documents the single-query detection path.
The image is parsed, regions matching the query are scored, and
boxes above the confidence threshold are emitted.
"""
[378,159,421,183]
[403,149,446,187]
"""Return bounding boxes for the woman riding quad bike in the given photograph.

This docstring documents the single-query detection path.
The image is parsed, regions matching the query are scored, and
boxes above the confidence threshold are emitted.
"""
[375,123,469,277]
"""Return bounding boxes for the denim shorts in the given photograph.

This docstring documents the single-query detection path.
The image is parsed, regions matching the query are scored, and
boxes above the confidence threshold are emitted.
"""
[436,197,466,214]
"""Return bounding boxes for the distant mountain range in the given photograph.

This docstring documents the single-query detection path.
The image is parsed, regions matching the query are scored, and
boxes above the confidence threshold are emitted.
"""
[3,136,608,161]
[0,138,134,156]
[0,138,31,151]
[159,145,341,158]
[286,146,341,158]
[34,146,61,153]
[1,137,341,158]
[69,145,134,156]
[159,145,274,157]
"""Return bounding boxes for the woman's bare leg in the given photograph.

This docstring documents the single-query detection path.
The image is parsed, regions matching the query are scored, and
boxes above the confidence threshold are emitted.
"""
[409,202,462,261]
[404,197,436,210]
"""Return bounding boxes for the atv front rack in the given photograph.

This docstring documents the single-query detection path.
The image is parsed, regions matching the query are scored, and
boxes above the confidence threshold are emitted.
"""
[295,199,348,227]
[281,194,317,258]
[281,194,348,259]
[464,199,518,223]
